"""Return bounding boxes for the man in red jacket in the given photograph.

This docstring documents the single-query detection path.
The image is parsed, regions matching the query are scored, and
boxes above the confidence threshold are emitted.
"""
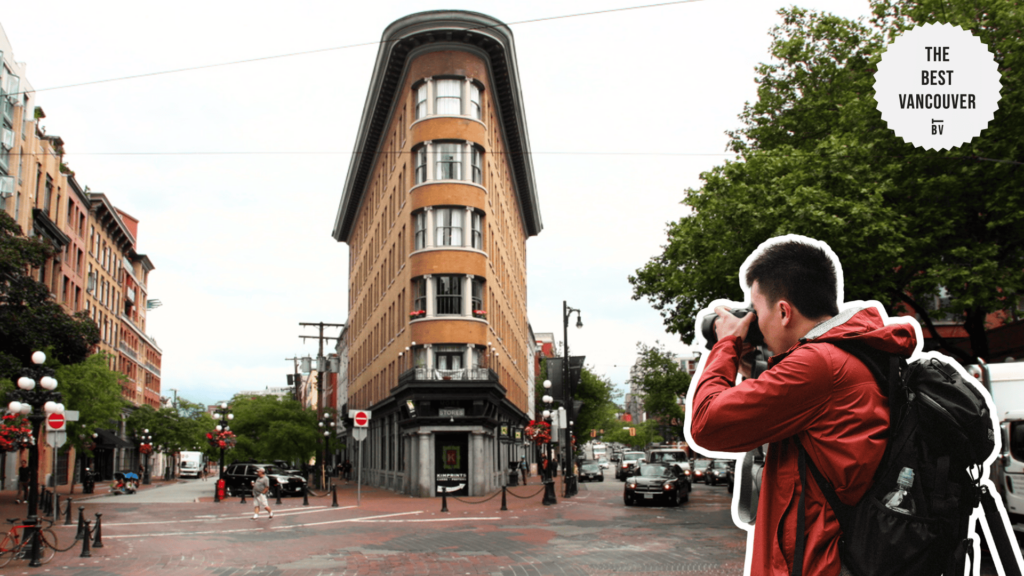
[690,239,917,576]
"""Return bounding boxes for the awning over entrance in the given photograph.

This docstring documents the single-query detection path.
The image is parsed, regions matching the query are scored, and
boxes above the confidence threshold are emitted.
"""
[93,429,133,449]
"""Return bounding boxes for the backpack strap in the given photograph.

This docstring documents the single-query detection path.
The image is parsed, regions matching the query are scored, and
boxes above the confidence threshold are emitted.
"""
[791,443,808,576]
[979,485,1024,576]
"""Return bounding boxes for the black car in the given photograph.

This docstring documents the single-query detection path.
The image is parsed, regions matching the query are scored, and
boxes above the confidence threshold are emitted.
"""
[692,459,712,484]
[706,459,732,486]
[222,463,307,497]
[624,463,691,507]
[579,461,604,482]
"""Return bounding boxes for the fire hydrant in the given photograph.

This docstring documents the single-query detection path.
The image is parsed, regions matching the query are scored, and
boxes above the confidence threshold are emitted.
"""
[216,479,226,502]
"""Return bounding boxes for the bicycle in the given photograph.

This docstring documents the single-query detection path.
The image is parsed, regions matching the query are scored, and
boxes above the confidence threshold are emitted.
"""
[0,518,58,567]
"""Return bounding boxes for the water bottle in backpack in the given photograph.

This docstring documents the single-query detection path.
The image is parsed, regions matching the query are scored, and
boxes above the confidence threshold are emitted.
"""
[882,466,916,515]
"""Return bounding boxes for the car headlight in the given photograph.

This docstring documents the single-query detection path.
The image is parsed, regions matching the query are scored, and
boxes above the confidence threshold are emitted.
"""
[627,481,637,489]
[684,470,691,475]
[664,483,674,490]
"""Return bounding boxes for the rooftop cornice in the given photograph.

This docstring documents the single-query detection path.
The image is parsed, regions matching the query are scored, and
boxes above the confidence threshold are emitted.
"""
[88,192,136,251]
[332,10,542,243]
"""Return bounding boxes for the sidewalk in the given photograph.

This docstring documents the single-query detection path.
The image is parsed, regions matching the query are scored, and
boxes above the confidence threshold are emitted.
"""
[0,476,180,521]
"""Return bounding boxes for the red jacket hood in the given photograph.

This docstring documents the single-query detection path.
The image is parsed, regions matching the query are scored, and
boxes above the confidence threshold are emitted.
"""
[770,306,917,366]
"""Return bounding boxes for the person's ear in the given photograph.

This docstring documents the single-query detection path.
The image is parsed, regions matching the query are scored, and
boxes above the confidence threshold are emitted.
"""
[778,301,792,326]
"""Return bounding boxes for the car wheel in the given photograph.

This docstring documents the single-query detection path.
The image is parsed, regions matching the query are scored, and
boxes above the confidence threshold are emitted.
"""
[624,495,634,506]
[600,477,604,482]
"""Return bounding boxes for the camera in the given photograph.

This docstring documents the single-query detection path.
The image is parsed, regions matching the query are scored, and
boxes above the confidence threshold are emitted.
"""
[700,307,764,349]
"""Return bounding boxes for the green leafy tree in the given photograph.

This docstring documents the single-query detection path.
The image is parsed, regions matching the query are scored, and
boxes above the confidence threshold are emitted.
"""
[536,357,620,456]
[627,342,691,442]
[603,420,663,449]
[0,212,100,379]
[629,1,1024,364]
[226,395,318,464]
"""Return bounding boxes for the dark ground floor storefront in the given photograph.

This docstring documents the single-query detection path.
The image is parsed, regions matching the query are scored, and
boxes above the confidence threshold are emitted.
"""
[344,368,534,497]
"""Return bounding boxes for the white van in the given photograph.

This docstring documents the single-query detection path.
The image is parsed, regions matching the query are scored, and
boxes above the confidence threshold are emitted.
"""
[969,361,1024,523]
[179,451,206,479]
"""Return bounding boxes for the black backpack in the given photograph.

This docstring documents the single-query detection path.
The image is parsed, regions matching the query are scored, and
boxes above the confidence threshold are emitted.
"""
[790,342,1021,576]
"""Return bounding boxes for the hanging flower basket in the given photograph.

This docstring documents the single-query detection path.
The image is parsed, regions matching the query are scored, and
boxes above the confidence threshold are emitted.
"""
[0,414,33,453]
[206,429,236,450]
[139,444,153,455]
[472,309,487,319]
[523,420,551,445]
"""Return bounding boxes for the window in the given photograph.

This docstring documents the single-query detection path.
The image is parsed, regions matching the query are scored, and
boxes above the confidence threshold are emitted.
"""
[472,278,483,310]
[413,278,426,313]
[434,208,463,246]
[434,344,464,371]
[415,84,427,119]
[470,84,481,119]
[435,79,461,115]
[435,143,461,180]
[415,147,427,184]
[471,212,482,249]
[43,175,53,213]
[435,275,462,315]
[471,147,482,184]
[414,212,426,250]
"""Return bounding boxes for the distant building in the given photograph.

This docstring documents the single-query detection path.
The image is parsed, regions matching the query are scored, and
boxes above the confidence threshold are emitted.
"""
[239,387,293,398]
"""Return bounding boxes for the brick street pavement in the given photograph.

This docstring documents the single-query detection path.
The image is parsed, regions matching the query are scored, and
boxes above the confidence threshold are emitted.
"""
[0,476,1013,575]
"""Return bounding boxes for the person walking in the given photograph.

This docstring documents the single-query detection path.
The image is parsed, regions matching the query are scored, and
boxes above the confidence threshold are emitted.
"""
[342,459,352,482]
[15,460,29,504]
[519,457,528,485]
[251,467,273,520]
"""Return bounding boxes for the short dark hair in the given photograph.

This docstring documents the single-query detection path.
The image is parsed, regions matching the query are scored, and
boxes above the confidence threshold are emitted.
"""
[745,241,839,319]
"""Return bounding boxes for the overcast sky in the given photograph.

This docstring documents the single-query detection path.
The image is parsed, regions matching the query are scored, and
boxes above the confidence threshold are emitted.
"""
[0,0,877,406]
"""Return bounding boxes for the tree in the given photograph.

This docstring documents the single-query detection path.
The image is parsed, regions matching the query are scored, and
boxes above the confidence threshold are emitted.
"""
[629,2,1024,364]
[0,212,100,380]
[603,420,664,449]
[227,395,318,464]
[537,357,621,455]
[58,353,127,454]
[627,342,691,442]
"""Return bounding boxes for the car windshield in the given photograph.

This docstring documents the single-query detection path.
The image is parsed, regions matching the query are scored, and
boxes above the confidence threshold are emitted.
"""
[638,464,671,478]
[711,461,730,469]
[651,452,686,463]
[624,452,645,461]
[581,464,600,473]
[694,460,711,470]
[262,466,282,475]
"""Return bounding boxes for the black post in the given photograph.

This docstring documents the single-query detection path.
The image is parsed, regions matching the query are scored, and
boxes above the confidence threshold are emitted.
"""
[440,489,448,513]
[75,506,86,540]
[302,485,309,506]
[501,486,508,511]
[64,497,73,525]
[331,484,338,508]
[275,483,282,505]
[26,416,43,565]
[79,520,91,558]
[240,488,246,504]
[92,513,104,548]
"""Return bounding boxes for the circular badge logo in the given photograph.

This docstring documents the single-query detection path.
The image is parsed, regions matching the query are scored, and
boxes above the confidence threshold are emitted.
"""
[874,23,1002,151]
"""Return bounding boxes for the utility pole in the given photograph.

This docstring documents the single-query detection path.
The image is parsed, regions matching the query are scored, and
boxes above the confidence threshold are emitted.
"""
[299,322,345,490]
[284,356,303,404]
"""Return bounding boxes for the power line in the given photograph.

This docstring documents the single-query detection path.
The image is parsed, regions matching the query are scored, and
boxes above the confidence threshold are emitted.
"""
[15,0,706,96]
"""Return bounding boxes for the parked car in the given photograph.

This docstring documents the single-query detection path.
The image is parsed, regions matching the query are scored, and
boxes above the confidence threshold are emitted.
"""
[272,460,303,476]
[597,456,610,470]
[617,451,647,480]
[691,459,712,483]
[706,459,732,486]
[647,449,691,477]
[222,463,307,497]
[624,463,691,507]
[579,461,604,482]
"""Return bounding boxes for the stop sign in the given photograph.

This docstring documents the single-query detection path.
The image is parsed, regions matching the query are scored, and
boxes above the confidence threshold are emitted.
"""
[46,413,65,431]
[354,411,369,427]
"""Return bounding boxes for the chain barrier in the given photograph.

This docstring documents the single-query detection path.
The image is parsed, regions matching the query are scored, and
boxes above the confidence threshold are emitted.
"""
[451,489,503,504]
[306,488,328,498]
[505,486,546,499]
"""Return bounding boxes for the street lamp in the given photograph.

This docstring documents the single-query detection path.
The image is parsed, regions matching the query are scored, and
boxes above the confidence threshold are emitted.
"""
[563,301,583,497]
[318,411,336,489]
[139,429,153,485]
[212,402,233,503]
[541,379,557,505]
[6,351,63,567]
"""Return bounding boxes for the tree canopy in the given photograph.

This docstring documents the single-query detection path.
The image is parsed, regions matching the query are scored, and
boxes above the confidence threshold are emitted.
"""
[0,211,100,379]
[225,395,319,465]
[536,356,622,455]
[629,0,1024,364]
[626,342,691,442]
[57,352,128,455]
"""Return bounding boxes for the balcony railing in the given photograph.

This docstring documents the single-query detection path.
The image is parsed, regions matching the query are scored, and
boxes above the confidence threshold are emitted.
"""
[399,366,495,384]
[145,362,161,377]
[119,341,138,361]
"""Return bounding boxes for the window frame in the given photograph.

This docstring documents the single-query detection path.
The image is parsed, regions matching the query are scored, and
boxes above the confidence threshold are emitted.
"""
[435,143,462,181]
[434,79,462,115]
[434,275,462,315]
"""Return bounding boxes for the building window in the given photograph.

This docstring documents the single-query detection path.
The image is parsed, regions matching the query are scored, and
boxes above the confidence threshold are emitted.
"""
[471,212,483,249]
[435,79,461,115]
[414,212,426,250]
[435,143,461,180]
[415,84,427,119]
[434,208,463,246]
[415,147,427,184]
[470,84,481,119]
[471,147,482,184]
[434,344,464,371]
[413,278,426,313]
[472,278,483,311]
[435,275,462,315]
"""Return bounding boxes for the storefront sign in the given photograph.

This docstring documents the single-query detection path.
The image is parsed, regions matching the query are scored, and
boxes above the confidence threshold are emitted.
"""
[439,407,465,417]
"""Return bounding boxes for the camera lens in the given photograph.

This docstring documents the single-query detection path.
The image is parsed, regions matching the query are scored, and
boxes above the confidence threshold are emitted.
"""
[701,308,763,349]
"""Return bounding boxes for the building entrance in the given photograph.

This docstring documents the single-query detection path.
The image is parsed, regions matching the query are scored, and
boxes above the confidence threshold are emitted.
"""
[434,433,468,496]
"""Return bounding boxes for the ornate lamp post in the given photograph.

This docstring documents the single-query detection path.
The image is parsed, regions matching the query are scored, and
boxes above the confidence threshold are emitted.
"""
[6,351,64,567]
[318,411,336,489]
[541,379,557,506]
[212,402,233,503]
[562,302,583,497]
[139,429,153,484]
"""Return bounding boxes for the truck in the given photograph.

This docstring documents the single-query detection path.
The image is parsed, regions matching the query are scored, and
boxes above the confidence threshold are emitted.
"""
[179,451,207,479]
[968,360,1024,524]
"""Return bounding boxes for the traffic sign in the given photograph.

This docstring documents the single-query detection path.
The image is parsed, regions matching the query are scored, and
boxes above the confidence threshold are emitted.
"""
[353,428,367,441]
[46,413,65,431]
[349,409,371,428]
[46,431,66,449]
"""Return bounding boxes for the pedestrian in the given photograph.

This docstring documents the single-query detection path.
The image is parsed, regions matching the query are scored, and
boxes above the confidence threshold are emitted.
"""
[251,467,273,520]
[518,457,528,485]
[15,459,29,504]
[690,238,914,576]
[342,459,352,481]
[540,455,550,482]
[552,455,559,478]
[201,465,208,481]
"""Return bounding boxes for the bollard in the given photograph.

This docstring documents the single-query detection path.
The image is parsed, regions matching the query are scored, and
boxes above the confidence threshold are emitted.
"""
[79,520,92,558]
[64,497,73,526]
[54,494,60,519]
[92,513,104,548]
[240,489,246,504]
[501,486,508,511]
[331,484,338,508]
[302,486,309,506]
[274,483,282,506]
[441,489,449,513]
[75,506,86,540]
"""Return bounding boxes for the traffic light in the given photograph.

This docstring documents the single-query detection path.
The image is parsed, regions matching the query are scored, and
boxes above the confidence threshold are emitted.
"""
[629,427,636,437]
